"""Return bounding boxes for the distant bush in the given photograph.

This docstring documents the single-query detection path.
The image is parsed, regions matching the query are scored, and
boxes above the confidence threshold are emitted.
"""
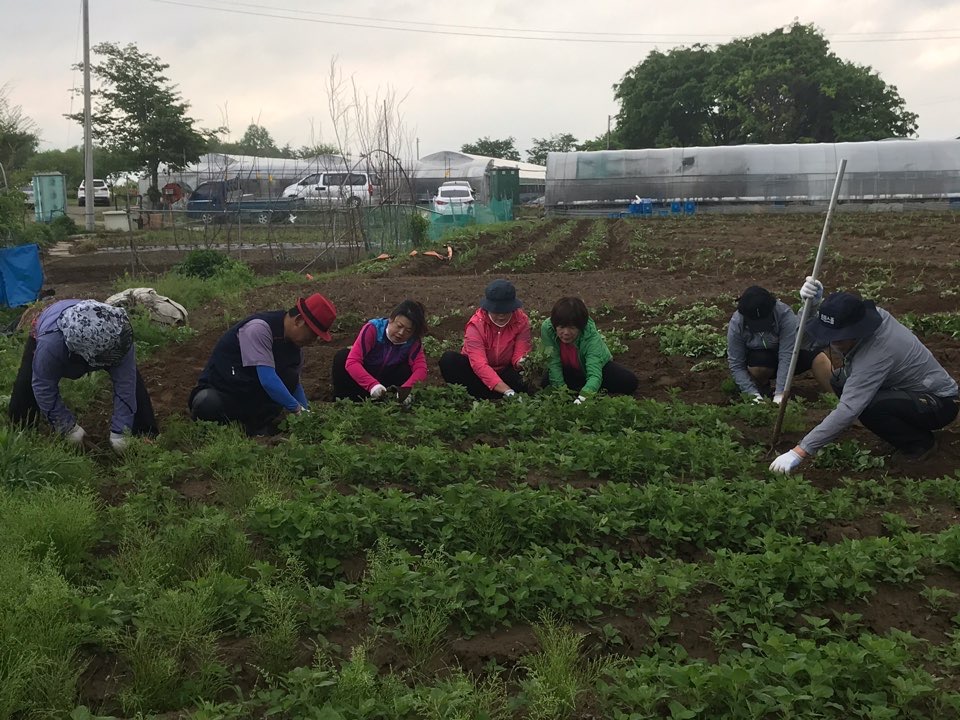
[175,248,233,279]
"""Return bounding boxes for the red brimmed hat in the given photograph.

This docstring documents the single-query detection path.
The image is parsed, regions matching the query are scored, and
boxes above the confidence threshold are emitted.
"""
[296,293,336,340]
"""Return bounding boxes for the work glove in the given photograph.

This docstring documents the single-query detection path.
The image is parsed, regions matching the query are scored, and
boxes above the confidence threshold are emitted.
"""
[769,449,804,474]
[65,424,86,445]
[573,395,586,405]
[800,276,824,303]
[751,393,765,404]
[515,356,527,370]
[773,393,784,406]
[370,384,387,399]
[109,431,129,454]
[396,386,412,404]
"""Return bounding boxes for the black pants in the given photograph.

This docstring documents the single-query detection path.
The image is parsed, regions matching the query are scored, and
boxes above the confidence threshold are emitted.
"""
[542,361,638,396]
[188,384,284,436]
[8,335,158,435]
[832,376,958,454]
[439,351,526,400]
[331,347,413,401]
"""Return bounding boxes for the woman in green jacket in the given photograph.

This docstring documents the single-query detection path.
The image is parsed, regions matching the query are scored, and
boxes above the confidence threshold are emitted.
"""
[541,297,638,403]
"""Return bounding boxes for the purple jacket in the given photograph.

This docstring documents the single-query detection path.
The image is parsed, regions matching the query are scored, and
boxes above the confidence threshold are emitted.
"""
[32,299,137,433]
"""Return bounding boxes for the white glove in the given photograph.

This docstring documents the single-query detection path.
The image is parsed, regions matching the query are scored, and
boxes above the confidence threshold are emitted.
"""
[573,395,586,405]
[65,424,86,445]
[751,394,765,404]
[502,388,516,398]
[370,384,387,399]
[800,276,824,303]
[773,393,784,405]
[769,449,804,474]
[109,431,129,453]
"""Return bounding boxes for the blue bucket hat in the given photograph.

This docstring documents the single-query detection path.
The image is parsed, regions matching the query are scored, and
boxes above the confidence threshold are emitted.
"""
[480,279,523,314]
[805,292,882,344]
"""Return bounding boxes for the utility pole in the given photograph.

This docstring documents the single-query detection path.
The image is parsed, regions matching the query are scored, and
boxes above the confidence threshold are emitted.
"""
[82,0,95,232]
[606,115,612,150]
[416,137,420,160]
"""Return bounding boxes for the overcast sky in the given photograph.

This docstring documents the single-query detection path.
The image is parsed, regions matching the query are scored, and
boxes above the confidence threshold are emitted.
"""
[3,0,960,162]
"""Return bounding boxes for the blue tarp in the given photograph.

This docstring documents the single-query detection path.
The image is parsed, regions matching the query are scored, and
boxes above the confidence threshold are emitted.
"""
[0,244,44,307]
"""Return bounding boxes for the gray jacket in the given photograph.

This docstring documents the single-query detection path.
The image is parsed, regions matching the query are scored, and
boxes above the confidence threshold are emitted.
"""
[800,308,959,454]
[727,300,811,395]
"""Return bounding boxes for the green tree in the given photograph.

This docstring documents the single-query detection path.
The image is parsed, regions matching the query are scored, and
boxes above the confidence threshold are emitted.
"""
[69,42,213,198]
[614,23,917,148]
[0,84,39,173]
[460,136,521,161]
[526,133,579,165]
[296,142,341,158]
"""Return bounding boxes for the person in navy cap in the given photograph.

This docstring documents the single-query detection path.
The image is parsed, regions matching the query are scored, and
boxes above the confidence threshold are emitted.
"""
[727,285,832,404]
[770,278,958,474]
[189,293,336,435]
[439,279,531,400]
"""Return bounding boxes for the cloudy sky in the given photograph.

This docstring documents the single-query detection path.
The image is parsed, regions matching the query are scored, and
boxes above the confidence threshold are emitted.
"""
[3,0,960,161]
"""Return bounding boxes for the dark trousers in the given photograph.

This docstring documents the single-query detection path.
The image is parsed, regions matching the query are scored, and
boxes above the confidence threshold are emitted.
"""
[8,335,158,435]
[331,347,413,401]
[439,351,526,400]
[543,361,639,396]
[832,376,958,453]
[188,385,282,436]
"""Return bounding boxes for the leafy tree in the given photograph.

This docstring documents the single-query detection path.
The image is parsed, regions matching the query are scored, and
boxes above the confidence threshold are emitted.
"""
[24,146,135,190]
[296,142,341,158]
[460,136,521,161]
[614,23,917,148]
[69,42,213,198]
[526,133,579,165]
[0,84,39,173]
[212,123,285,156]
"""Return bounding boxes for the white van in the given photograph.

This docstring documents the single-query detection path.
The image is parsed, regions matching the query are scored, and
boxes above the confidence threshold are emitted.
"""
[282,171,378,207]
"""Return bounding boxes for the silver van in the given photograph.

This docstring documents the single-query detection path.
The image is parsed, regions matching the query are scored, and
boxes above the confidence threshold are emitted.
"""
[282,171,378,207]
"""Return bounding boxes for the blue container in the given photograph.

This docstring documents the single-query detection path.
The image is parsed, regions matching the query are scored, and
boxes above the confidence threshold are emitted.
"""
[657,209,670,217]
[683,201,697,215]
[641,199,653,215]
[628,201,642,215]
[670,201,682,214]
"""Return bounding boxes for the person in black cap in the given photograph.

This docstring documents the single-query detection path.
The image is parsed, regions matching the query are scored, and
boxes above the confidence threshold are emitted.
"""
[727,285,832,404]
[438,279,531,399]
[770,278,959,474]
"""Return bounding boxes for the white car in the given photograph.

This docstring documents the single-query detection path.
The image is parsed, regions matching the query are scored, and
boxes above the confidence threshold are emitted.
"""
[78,179,112,207]
[432,182,475,216]
[282,171,377,207]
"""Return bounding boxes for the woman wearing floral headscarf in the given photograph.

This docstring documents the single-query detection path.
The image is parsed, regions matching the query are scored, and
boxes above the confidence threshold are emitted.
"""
[8,299,158,451]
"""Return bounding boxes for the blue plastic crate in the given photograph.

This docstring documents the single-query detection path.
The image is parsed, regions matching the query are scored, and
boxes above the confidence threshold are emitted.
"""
[670,201,682,214]
[683,201,696,215]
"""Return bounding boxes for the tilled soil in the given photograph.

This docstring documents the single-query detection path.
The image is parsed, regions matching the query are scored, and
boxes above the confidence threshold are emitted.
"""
[39,210,960,687]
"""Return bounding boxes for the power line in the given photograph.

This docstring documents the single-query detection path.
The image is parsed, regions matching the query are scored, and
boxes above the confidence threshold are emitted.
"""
[148,0,960,44]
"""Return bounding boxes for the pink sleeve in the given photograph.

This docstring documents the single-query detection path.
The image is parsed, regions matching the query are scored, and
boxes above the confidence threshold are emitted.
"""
[512,315,532,367]
[463,323,503,390]
[403,340,428,387]
[344,324,380,391]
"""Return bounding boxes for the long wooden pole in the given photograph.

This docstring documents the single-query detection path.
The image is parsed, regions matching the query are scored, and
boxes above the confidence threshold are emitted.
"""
[770,158,847,448]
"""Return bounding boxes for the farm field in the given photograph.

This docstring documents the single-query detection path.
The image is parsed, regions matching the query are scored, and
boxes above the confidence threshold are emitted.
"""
[4,210,960,718]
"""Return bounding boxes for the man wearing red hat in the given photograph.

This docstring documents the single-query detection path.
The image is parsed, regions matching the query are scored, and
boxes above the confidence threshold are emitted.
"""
[188,293,336,434]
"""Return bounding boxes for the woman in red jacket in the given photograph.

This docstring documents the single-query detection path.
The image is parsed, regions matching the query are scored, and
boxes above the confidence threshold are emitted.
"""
[439,279,531,399]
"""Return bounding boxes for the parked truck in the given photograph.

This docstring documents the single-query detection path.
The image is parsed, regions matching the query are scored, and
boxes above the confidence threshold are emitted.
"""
[186,179,304,225]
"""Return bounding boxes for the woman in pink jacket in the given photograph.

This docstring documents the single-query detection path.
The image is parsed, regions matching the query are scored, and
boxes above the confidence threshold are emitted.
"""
[439,279,532,399]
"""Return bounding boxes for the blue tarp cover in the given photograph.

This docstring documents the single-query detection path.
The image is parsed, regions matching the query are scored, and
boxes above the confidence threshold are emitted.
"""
[0,244,44,307]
